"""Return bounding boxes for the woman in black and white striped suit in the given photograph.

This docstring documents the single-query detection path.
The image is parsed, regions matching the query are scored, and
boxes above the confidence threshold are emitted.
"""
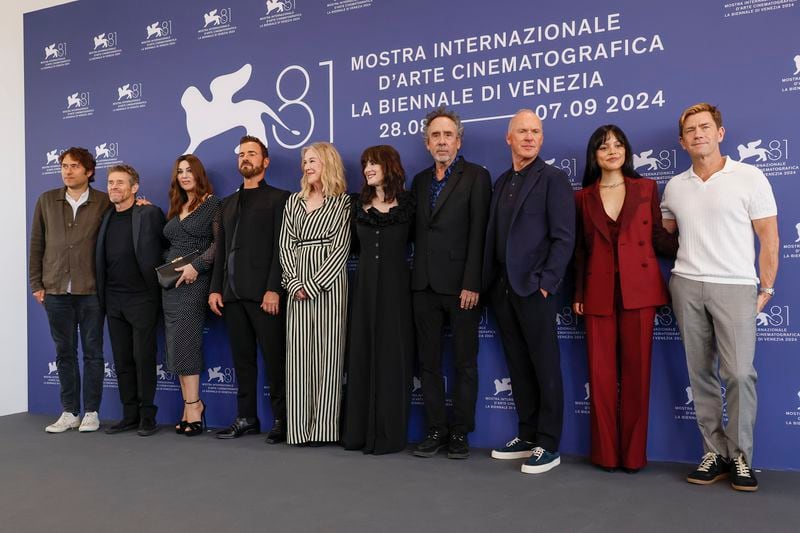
[279,142,351,445]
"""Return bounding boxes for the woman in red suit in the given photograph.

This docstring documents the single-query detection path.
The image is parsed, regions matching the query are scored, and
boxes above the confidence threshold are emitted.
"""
[573,125,677,473]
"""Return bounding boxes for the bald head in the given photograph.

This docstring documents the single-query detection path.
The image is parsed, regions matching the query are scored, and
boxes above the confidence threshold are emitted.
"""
[506,109,543,170]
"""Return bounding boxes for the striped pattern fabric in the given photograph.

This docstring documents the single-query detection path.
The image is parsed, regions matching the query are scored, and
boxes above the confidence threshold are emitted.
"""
[279,193,351,444]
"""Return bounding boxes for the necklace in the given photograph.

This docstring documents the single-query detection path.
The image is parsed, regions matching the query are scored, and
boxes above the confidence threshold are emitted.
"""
[599,181,625,189]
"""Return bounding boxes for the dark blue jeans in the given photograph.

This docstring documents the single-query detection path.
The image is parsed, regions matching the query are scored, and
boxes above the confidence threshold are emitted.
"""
[44,294,105,414]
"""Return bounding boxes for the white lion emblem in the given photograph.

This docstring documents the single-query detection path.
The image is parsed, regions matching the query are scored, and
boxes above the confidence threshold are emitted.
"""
[493,378,512,396]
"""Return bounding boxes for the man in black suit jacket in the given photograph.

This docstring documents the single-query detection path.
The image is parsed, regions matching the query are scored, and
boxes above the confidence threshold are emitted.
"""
[411,107,491,459]
[96,164,166,436]
[210,135,289,443]
[483,109,575,474]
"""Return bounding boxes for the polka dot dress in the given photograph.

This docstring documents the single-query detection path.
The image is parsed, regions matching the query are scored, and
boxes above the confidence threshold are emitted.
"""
[162,196,221,375]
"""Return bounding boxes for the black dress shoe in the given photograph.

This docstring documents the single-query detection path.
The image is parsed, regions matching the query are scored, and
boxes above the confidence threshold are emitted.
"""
[413,429,448,458]
[216,417,260,439]
[137,419,159,437]
[265,419,286,444]
[105,419,139,435]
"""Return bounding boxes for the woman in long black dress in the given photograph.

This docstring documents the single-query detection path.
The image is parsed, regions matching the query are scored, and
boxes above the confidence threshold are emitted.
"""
[162,154,220,436]
[342,145,415,454]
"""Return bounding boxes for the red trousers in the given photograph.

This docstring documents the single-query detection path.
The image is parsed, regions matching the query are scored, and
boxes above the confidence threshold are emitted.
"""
[584,305,656,470]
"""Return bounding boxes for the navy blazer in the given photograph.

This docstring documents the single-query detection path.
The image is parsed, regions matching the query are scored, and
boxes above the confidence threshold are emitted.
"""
[483,157,575,297]
[411,157,492,295]
[95,203,167,310]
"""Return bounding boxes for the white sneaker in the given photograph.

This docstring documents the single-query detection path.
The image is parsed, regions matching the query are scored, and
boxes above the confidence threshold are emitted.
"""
[78,411,100,432]
[45,412,80,433]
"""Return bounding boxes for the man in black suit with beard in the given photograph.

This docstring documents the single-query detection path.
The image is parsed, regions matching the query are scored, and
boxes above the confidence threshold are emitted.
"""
[410,106,491,459]
[96,164,166,436]
[210,135,289,443]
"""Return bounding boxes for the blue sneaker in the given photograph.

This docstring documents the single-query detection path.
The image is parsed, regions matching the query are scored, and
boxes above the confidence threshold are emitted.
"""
[521,447,560,474]
[491,437,536,459]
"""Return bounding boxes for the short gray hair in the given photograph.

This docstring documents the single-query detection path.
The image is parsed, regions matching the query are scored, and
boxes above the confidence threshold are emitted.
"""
[422,106,464,140]
[107,164,139,186]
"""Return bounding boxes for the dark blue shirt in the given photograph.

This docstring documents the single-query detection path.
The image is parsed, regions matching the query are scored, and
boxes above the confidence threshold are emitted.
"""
[429,155,462,211]
[495,160,535,264]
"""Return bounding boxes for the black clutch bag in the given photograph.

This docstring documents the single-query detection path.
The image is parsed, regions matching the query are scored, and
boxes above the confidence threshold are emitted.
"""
[155,250,202,289]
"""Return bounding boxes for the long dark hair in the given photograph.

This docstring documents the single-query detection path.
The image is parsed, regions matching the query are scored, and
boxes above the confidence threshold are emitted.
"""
[359,145,406,204]
[581,124,641,188]
[167,154,213,219]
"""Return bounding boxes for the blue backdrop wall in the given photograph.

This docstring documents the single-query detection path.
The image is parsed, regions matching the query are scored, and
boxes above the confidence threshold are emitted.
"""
[24,0,800,470]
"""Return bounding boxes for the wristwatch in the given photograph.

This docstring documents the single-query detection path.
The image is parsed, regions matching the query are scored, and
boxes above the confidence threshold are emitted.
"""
[759,287,775,296]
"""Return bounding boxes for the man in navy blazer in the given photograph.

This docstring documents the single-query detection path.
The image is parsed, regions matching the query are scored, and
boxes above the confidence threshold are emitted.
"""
[96,164,166,436]
[483,109,575,474]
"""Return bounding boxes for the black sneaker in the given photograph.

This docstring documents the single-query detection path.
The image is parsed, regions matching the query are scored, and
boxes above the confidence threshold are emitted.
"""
[686,452,731,485]
[447,432,469,459]
[413,430,448,458]
[137,418,159,437]
[730,454,759,492]
[104,418,139,435]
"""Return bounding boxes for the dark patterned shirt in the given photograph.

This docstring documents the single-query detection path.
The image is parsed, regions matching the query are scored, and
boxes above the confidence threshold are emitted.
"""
[429,155,462,211]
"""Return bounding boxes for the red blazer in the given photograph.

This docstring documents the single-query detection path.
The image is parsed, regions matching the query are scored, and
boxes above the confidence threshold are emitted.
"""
[573,177,677,316]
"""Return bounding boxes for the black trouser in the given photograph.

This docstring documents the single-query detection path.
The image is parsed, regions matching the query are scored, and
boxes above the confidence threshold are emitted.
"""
[224,300,286,421]
[106,294,160,422]
[412,288,480,435]
[489,275,563,452]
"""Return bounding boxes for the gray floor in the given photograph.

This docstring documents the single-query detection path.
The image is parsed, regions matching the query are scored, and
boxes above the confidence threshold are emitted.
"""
[2,413,798,533]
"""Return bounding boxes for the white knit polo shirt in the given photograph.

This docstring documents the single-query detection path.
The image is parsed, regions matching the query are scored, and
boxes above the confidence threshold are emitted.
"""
[661,156,777,285]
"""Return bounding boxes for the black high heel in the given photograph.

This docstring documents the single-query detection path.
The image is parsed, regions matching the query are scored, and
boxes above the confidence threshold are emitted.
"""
[183,399,206,437]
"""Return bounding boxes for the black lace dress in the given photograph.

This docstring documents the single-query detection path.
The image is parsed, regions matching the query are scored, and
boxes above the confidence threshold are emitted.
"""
[342,191,415,454]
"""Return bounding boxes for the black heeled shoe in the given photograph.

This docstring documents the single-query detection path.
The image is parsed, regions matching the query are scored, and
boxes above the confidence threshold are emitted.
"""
[183,399,206,437]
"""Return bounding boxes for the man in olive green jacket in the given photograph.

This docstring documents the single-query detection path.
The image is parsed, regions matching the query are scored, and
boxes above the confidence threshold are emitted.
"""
[30,147,110,433]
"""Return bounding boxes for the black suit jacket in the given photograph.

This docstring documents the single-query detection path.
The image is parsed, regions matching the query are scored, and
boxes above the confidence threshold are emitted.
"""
[210,180,289,302]
[411,157,491,295]
[483,157,575,297]
[95,204,167,310]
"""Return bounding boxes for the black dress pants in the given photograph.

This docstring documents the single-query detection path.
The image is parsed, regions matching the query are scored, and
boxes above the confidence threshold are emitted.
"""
[224,300,286,421]
[412,288,480,435]
[489,275,563,452]
[106,294,160,421]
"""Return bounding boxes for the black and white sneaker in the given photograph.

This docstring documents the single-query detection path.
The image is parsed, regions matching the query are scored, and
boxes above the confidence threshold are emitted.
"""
[730,454,759,492]
[521,447,561,474]
[491,437,536,460]
[686,452,730,485]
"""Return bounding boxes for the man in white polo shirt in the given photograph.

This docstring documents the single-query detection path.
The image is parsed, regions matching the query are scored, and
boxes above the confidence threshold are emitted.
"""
[661,103,779,492]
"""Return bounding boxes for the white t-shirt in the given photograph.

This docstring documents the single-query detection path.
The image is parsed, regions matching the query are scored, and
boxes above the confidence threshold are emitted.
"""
[64,188,89,293]
[661,156,777,285]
